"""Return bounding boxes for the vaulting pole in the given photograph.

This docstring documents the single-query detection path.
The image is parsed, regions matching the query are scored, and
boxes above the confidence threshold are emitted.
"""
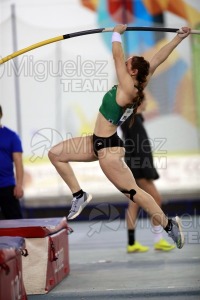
[0,26,199,65]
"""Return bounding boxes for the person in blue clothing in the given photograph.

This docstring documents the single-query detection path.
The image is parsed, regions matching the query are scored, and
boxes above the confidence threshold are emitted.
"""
[0,105,24,219]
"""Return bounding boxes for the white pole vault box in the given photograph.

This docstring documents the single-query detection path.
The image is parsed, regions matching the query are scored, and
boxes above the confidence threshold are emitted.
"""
[0,217,73,295]
[0,236,27,300]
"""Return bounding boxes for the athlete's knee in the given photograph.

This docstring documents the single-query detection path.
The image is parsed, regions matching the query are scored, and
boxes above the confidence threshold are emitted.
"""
[121,189,136,202]
[48,149,54,163]
[48,147,59,164]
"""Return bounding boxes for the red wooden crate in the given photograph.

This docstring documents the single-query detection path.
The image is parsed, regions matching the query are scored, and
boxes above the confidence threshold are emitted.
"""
[0,218,73,294]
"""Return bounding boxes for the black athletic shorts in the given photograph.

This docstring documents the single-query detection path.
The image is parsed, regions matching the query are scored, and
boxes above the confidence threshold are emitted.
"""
[93,132,124,156]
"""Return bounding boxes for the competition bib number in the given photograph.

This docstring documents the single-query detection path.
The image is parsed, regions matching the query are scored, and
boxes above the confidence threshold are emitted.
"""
[117,106,135,126]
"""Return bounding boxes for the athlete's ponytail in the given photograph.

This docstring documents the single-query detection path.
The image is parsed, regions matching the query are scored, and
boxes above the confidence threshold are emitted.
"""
[128,56,149,126]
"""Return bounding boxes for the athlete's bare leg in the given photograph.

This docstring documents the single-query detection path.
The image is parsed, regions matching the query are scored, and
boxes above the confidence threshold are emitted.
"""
[126,179,162,228]
[48,135,97,193]
[98,147,168,228]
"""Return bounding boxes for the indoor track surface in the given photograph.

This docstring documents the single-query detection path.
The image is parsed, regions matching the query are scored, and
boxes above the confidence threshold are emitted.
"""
[29,217,200,300]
